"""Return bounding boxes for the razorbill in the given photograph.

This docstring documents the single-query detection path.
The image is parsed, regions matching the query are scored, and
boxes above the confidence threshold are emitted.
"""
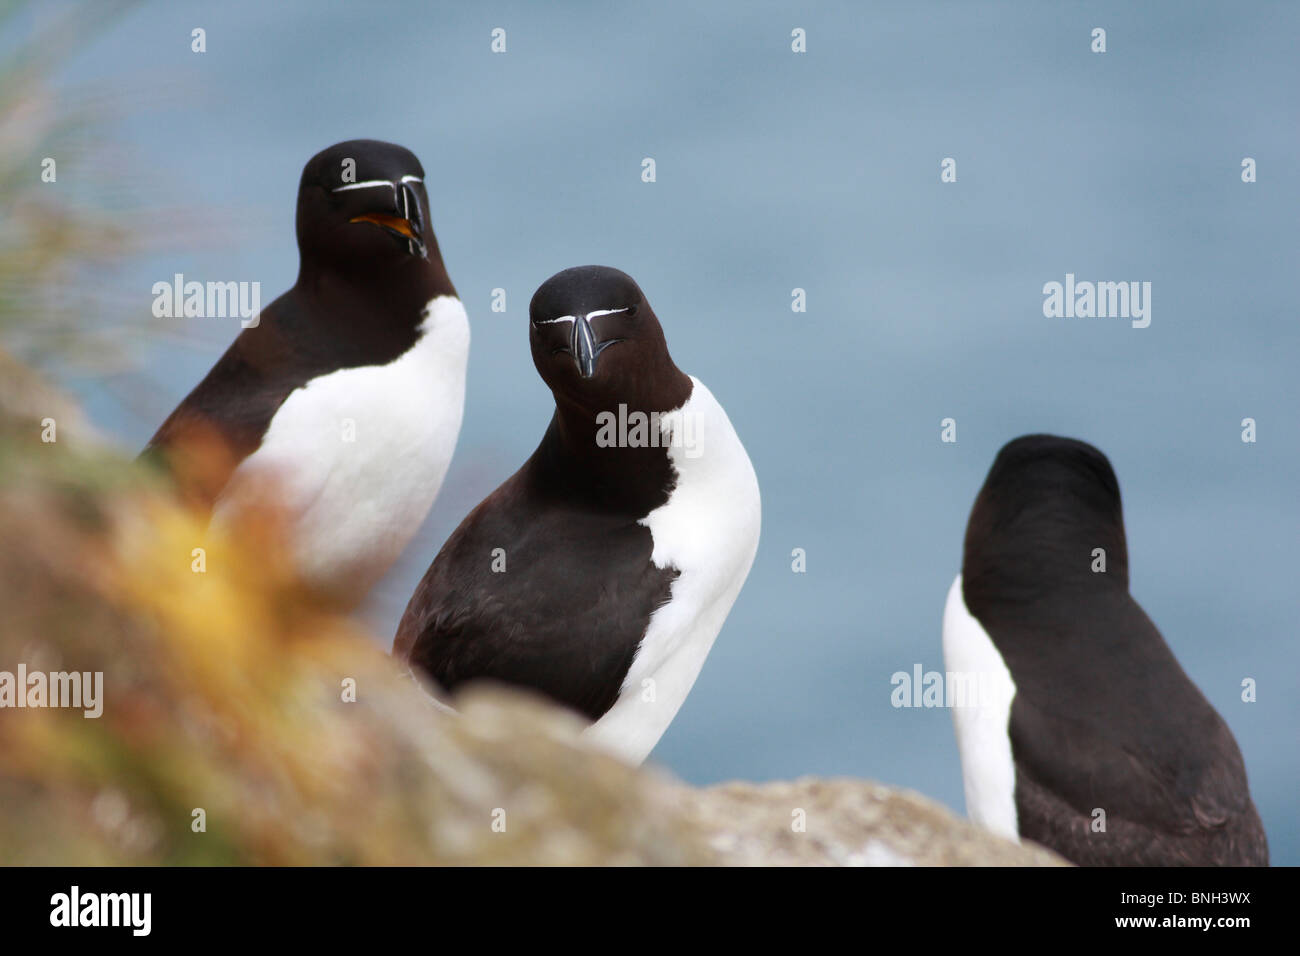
[142,139,469,607]
[943,434,1268,865]
[394,265,761,765]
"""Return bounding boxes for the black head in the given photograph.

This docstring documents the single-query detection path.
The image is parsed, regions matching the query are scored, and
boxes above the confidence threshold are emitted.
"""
[295,140,453,292]
[528,266,691,415]
[963,434,1129,598]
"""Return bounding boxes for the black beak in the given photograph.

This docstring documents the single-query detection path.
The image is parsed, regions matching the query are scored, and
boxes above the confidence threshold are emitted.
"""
[348,210,426,258]
[569,314,622,379]
[571,314,598,378]
[399,182,427,259]
[348,181,427,258]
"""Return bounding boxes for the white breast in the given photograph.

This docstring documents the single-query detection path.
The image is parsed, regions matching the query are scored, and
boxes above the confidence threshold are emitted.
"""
[582,376,761,765]
[213,295,469,605]
[942,573,1019,839]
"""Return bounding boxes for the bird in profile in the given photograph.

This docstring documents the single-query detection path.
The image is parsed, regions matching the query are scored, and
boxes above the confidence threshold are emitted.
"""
[142,139,469,607]
[394,265,761,765]
[943,434,1268,865]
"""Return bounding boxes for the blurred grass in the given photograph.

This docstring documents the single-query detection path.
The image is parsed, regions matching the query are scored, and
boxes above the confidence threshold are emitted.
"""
[0,0,146,369]
[0,398,707,864]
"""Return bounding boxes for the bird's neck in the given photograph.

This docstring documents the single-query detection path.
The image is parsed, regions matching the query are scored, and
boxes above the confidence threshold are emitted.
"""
[537,388,692,512]
[962,524,1131,610]
[297,249,455,319]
